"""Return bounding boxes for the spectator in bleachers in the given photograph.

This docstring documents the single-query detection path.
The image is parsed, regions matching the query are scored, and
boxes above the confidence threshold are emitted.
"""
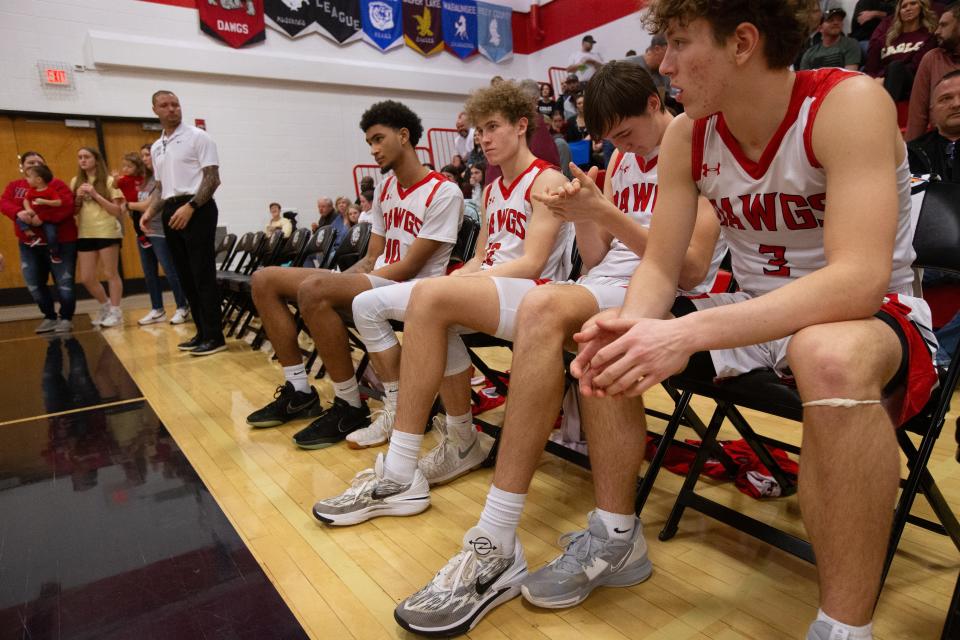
[866,0,938,100]
[799,8,864,70]
[908,69,960,180]
[449,154,466,177]
[624,34,670,97]
[264,202,292,238]
[453,111,475,160]
[329,196,354,250]
[346,203,360,227]
[310,196,336,232]
[567,34,604,82]
[565,95,590,142]
[537,83,557,119]
[852,0,896,54]
[465,129,486,168]
[358,188,375,224]
[625,49,637,56]
[794,3,824,67]
[484,79,561,186]
[906,2,960,138]
[550,109,568,136]
[557,74,581,119]
[466,164,484,202]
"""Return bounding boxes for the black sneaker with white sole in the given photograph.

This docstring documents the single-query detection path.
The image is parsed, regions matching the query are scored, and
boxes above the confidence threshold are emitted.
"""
[189,339,227,356]
[246,382,322,428]
[177,335,202,351]
[293,397,370,449]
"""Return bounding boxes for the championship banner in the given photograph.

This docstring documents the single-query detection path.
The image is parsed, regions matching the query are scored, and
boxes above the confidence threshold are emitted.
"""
[477,1,511,63]
[316,0,363,44]
[265,0,315,38]
[198,0,266,48]
[441,0,477,59]
[403,0,443,56]
[361,0,404,51]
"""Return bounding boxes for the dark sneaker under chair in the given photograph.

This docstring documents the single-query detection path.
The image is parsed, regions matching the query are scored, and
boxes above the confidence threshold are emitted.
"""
[246,382,322,428]
[190,339,227,356]
[177,335,202,351]
[394,525,527,637]
[293,397,370,449]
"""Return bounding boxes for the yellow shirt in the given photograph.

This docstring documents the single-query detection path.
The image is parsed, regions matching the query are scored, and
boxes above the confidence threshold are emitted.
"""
[71,176,123,239]
[265,217,293,238]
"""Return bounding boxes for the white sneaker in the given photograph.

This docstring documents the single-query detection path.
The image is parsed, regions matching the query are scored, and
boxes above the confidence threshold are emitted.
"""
[53,319,73,333]
[418,417,495,486]
[138,309,167,325]
[311,453,430,526]
[90,303,110,327]
[170,308,190,324]
[99,306,123,328]
[394,526,527,636]
[346,407,395,449]
[35,318,58,333]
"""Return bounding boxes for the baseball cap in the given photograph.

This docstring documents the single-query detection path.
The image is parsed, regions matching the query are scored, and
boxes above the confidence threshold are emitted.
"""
[582,35,597,44]
[824,7,846,19]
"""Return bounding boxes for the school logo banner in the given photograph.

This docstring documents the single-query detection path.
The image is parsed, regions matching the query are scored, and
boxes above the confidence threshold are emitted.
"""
[477,1,511,63]
[361,0,403,51]
[265,0,315,38]
[199,0,266,48]
[441,0,477,59]
[316,0,362,43]
[403,0,443,56]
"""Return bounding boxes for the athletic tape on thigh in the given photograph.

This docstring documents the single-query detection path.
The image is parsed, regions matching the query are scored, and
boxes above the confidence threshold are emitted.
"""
[801,398,882,408]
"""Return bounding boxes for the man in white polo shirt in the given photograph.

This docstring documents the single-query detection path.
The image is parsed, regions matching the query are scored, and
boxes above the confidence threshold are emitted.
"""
[141,90,225,356]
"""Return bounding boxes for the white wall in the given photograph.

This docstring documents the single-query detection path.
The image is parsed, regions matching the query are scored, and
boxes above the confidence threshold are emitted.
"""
[0,0,637,233]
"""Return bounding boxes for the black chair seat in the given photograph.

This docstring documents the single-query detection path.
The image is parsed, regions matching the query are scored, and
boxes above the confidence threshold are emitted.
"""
[670,369,803,423]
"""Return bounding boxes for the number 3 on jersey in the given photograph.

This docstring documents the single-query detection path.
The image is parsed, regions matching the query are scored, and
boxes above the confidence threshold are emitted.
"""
[384,238,401,264]
[759,244,791,277]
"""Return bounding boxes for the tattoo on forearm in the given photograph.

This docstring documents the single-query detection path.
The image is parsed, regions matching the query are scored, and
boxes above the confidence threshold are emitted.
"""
[146,182,162,216]
[194,166,220,206]
[345,256,374,274]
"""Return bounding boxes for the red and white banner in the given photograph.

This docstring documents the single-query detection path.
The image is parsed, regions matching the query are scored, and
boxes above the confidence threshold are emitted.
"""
[198,0,266,48]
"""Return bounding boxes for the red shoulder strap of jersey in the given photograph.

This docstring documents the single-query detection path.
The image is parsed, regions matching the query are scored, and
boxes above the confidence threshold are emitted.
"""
[801,68,859,169]
[379,176,395,203]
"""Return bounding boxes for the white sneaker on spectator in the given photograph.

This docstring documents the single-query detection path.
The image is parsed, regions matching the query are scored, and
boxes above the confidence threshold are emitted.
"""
[99,306,123,328]
[138,309,166,325]
[54,319,73,333]
[346,407,395,449]
[170,308,190,325]
[418,417,495,486]
[91,303,110,327]
[35,318,58,333]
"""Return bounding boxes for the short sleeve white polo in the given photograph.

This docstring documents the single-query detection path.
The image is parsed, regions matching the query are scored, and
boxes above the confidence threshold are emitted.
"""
[150,123,220,199]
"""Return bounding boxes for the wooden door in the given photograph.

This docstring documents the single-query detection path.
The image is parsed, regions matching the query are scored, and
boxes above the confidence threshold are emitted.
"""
[102,121,161,281]
[0,116,99,290]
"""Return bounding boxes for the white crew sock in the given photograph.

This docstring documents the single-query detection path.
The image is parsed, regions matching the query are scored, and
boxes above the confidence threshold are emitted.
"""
[477,485,526,555]
[283,364,310,393]
[446,411,475,443]
[383,430,423,484]
[383,380,399,412]
[816,609,873,640]
[332,377,362,408]
[595,508,637,541]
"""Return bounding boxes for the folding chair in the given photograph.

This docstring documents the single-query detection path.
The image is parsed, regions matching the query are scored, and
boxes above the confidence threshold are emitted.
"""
[218,231,265,324]
[223,230,286,335]
[639,181,960,593]
[215,232,237,271]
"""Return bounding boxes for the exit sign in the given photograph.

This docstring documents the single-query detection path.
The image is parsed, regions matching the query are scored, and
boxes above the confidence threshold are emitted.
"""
[44,68,68,85]
[37,61,73,88]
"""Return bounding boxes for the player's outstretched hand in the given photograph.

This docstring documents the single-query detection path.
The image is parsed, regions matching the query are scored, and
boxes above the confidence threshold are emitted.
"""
[575,316,692,398]
[531,163,605,222]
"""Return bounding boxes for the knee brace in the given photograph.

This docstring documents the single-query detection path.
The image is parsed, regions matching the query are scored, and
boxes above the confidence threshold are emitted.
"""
[444,331,472,377]
[352,289,400,353]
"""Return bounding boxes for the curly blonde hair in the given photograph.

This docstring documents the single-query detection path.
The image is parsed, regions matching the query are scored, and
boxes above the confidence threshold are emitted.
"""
[642,0,818,69]
[463,80,538,141]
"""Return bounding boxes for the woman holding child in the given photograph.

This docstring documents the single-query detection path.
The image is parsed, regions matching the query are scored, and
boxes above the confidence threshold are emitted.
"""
[0,151,77,333]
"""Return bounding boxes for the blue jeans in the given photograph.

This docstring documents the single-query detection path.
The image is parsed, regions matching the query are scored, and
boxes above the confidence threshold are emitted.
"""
[137,234,187,310]
[19,241,77,320]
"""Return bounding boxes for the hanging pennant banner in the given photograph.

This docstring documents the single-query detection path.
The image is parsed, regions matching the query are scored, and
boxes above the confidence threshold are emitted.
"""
[265,0,315,37]
[198,0,266,48]
[477,1,511,63]
[441,0,477,59]
[316,0,363,44]
[361,0,404,51]
[403,0,443,56]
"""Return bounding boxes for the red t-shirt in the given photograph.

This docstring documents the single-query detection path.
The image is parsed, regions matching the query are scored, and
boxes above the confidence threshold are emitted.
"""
[1,178,77,243]
[26,184,72,221]
[114,174,142,204]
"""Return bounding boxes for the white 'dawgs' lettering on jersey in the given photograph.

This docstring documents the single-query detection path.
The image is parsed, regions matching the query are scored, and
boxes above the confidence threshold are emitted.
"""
[484,208,527,265]
[384,207,424,234]
[612,182,658,214]
[710,192,825,231]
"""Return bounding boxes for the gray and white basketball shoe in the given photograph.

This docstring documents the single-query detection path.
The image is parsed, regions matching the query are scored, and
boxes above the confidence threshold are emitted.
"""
[311,453,429,526]
[521,510,652,608]
[418,417,495,486]
[394,526,527,637]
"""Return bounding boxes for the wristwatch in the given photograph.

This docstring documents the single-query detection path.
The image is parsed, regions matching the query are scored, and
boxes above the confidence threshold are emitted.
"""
[187,199,199,210]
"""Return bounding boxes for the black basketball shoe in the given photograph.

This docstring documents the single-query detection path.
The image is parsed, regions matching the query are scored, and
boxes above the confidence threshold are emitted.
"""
[293,397,370,449]
[246,382,322,428]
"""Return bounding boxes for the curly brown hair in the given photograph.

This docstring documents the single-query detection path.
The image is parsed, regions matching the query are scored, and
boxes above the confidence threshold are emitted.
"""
[463,80,538,141]
[642,0,818,69]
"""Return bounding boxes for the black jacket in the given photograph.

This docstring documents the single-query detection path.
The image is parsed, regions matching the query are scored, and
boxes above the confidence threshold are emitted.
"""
[908,130,960,183]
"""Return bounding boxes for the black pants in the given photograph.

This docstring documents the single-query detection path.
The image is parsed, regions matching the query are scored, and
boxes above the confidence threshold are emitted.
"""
[162,198,222,342]
[883,60,915,102]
